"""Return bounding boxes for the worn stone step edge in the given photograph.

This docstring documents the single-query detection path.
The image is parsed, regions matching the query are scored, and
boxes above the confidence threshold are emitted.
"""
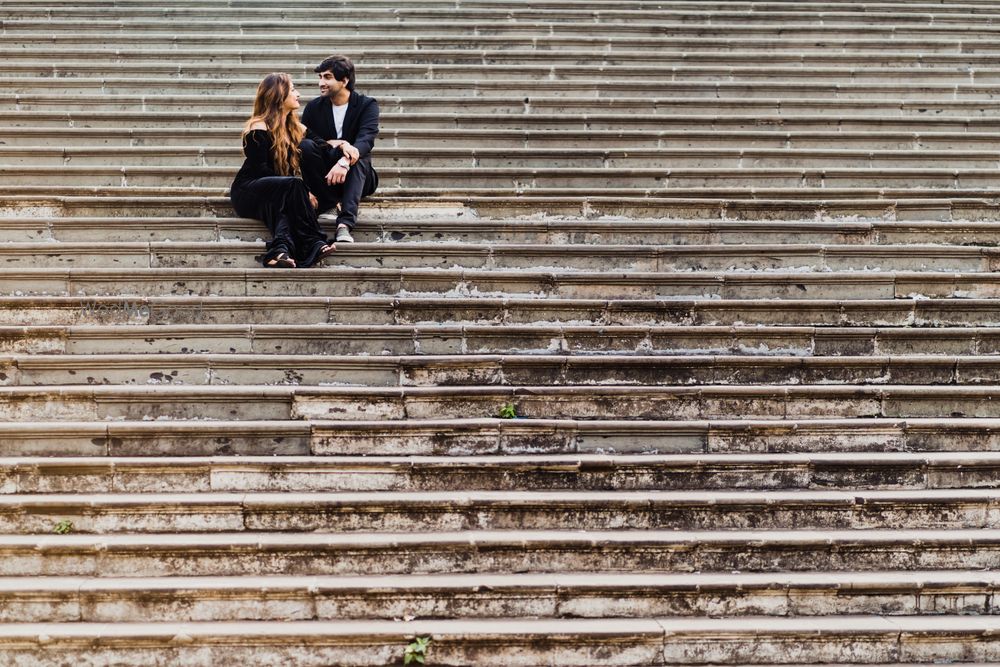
[18,79,1000,95]
[20,146,1000,160]
[12,94,1000,111]
[6,451,1000,492]
[9,112,1000,129]
[8,528,1000,577]
[2,242,996,273]
[0,617,991,667]
[15,128,1000,147]
[3,416,1000,456]
[7,8,1000,22]
[7,488,1000,534]
[8,296,1000,328]
[14,353,1000,389]
[19,322,1000,357]
[5,267,1000,301]
[0,571,996,623]
[13,216,1000,245]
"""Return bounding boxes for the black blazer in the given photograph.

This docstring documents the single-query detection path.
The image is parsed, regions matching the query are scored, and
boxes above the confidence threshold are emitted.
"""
[301,91,380,162]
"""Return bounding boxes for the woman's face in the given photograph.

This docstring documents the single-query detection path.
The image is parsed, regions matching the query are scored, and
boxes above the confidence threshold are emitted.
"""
[283,82,301,111]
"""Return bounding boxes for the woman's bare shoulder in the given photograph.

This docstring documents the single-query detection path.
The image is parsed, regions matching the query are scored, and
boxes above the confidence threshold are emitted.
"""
[248,121,267,131]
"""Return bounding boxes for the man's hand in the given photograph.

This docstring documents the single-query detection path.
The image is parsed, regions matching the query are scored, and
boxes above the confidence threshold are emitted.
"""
[340,143,360,164]
[326,164,349,185]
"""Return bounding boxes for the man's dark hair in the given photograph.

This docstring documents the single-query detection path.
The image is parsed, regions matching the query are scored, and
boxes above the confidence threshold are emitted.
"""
[314,55,356,91]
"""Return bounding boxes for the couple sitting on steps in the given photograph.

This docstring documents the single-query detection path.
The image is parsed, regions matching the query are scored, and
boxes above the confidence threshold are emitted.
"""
[230,55,379,268]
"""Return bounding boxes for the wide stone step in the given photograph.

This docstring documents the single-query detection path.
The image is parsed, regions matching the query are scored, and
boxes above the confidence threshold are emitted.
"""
[9,22,1000,43]
[7,451,1000,492]
[6,267,1000,300]
[6,528,1000,576]
[15,323,1000,357]
[288,384,1000,422]
[11,383,1000,421]
[4,417,1000,457]
[6,30,1000,57]
[0,571,996,623]
[9,110,1000,133]
[1,242,995,273]
[6,192,998,222]
[11,165,1000,191]
[13,353,1000,387]
[9,295,998,328]
[13,146,1000,170]
[4,7,998,26]
[7,488,1000,533]
[15,50,1000,79]
[3,616,997,667]
[10,94,1000,117]
[13,127,1000,152]
[15,216,1000,246]
[12,78,1000,100]
[8,63,1000,86]
[7,48,1000,70]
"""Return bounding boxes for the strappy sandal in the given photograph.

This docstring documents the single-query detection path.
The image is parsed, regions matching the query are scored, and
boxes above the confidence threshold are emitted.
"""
[315,243,337,262]
[265,252,296,268]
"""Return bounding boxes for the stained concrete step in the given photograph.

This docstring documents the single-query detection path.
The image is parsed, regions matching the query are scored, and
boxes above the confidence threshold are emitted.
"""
[0,571,996,623]
[2,616,994,667]
[8,63,1000,86]
[14,127,1000,152]
[14,78,1000,100]
[5,417,1000,457]
[14,353,1000,387]
[10,94,1000,118]
[0,216,886,244]
[9,111,1000,132]
[9,32,1000,60]
[6,192,998,222]
[7,528,1000,576]
[8,452,1000,492]
[12,383,1000,422]
[9,49,1000,70]
[16,323,1000,357]
[288,384,1000,422]
[15,146,1000,170]
[8,488,1000,533]
[11,23,1000,42]
[12,165,1000,191]
[11,295,1000,328]
[14,216,1000,246]
[7,267,1000,301]
[8,0,1000,8]
[5,8,1000,25]
[3,242,996,273]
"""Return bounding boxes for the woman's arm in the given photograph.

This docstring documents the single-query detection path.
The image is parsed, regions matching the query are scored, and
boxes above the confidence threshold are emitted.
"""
[242,128,276,177]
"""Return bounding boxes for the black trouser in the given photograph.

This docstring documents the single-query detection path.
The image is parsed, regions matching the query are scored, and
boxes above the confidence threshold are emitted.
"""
[300,138,378,230]
[230,176,330,267]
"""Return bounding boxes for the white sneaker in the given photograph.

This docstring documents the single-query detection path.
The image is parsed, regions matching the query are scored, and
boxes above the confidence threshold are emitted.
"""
[335,226,354,243]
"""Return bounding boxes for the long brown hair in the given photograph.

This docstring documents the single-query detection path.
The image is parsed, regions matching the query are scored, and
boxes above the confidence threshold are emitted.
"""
[242,72,305,176]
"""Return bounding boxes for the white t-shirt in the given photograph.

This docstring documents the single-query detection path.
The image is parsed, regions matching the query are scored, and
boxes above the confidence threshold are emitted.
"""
[332,102,349,139]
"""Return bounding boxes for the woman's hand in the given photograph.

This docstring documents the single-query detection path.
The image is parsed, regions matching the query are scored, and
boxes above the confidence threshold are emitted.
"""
[308,192,319,209]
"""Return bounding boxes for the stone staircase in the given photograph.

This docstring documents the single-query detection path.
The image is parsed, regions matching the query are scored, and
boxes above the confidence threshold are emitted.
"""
[6,0,1000,664]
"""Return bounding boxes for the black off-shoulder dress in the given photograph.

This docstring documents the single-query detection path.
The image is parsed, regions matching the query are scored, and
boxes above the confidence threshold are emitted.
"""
[230,130,331,267]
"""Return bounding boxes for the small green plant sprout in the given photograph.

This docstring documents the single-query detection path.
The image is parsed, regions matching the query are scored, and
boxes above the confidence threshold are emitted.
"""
[498,403,517,419]
[53,520,73,535]
[404,636,431,665]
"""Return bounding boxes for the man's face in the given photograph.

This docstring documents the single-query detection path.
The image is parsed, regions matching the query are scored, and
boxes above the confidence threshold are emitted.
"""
[318,71,348,98]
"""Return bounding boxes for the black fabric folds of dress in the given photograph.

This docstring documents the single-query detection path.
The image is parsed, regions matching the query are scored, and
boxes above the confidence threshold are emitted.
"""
[230,129,330,267]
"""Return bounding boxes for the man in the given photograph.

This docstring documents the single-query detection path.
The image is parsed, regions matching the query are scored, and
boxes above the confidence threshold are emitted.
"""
[300,55,379,243]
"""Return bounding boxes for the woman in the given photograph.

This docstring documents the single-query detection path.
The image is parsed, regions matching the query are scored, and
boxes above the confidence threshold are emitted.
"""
[231,73,335,268]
